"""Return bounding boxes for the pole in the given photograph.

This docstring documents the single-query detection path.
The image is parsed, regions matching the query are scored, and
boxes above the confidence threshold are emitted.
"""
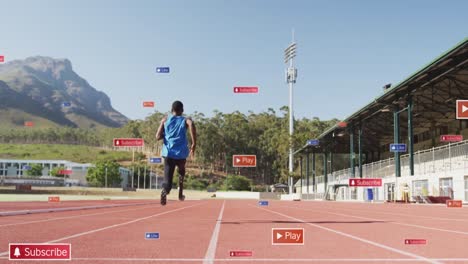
[306,152,310,198]
[394,175,398,203]
[144,165,147,189]
[394,105,401,177]
[324,152,328,199]
[105,167,108,188]
[449,142,452,171]
[132,149,135,189]
[149,166,152,190]
[394,105,400,203]
[1,163,5,186]
[131,167,134,188]
[288,69,294,194]
[358,124,363,178]
[312,150,316,193]
[286,30,297,195]
[137,165,140,189]
[408,95,414,176]
[350,126,355,177]
[300,156,303,197]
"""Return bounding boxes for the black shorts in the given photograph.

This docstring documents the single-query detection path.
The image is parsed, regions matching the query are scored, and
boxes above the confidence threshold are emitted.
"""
[162,157,186,193]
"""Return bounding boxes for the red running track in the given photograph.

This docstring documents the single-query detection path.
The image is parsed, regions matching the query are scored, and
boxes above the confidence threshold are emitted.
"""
[0,200,156,213]
[1,199,468,263]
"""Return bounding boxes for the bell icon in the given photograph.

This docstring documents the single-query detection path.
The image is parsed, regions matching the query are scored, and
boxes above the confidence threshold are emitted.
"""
[14,247,20,258]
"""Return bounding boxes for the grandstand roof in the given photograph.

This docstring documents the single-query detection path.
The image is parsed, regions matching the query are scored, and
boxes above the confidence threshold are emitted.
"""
[297,37,468,154]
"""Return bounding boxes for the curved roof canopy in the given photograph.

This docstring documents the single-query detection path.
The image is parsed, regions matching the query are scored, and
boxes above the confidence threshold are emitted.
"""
[297,37,468,154]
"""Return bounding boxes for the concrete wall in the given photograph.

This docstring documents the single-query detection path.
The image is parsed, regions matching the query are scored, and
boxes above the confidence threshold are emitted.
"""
[215,191,260,199]
[260,192,281,199]
[297,168,467,202]
[280,193,301,200]
[380,168,467,201]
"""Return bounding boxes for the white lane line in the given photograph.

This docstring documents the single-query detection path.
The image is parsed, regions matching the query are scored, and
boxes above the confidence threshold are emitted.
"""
[3,257,465,262]
[0,202,157,216]
[0,202,204,257]
[253,205,441,264]
[0,204,160,228]
[203,200,225,264]
[319,204,468,222]
[281,205,468,236]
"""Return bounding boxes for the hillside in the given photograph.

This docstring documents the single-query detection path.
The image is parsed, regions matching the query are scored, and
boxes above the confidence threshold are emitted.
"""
[0,144,132,163]
[0,109,59,129]
[0,56,128,129]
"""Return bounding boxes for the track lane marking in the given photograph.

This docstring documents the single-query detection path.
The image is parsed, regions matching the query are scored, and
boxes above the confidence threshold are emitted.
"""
[252,205,441,264]
[310,204,468,223]
[0,201,159,216]
[203,200,226,264]
[280,204,468,236]
[0,204,161,228]
[0,257,465,262]
[0,202,205,257]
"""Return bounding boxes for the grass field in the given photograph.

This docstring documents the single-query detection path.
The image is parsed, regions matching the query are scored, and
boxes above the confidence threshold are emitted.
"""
[0,109,59,129]
[0,143,132,163]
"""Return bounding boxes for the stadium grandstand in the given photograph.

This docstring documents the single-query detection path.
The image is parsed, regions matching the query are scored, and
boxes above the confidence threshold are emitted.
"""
[294,37,468,203]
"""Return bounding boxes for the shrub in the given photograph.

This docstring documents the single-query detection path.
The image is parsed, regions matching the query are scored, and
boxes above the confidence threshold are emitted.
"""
[252,185,267,192]
[186,176,207,190]
[222,175,252,191]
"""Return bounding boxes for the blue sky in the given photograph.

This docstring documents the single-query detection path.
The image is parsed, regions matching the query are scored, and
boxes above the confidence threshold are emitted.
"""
[1,0,467,120]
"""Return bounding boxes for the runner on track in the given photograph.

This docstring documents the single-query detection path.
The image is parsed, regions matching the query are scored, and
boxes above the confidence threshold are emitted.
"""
[156,100,197,206]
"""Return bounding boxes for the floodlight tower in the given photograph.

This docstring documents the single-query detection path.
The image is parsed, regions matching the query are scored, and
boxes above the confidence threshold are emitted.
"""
[284,30,297,194]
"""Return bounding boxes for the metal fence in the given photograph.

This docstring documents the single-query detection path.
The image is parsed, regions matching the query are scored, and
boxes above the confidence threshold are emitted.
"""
[303,140,468,186]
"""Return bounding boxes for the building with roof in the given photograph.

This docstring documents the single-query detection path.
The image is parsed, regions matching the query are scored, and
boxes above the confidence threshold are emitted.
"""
[294,38,468,202]
[0,159,131,187]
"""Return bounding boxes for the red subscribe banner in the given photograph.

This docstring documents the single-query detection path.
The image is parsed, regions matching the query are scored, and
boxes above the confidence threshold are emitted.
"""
[447,200,462,208]
[48,196,60,203]
[233,87,258,93]
[404,239,426,245]
[113,138,144,147]
[9,243,71,260]
[230,251,253,257]
[143,101,155,107]
[440,135,463,142]
[349,178,382,187]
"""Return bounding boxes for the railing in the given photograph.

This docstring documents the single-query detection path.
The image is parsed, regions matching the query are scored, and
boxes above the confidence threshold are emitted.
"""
[301,140,468,186]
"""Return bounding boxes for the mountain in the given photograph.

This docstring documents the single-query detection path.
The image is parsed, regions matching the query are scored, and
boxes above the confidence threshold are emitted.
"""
[0,56,128,129]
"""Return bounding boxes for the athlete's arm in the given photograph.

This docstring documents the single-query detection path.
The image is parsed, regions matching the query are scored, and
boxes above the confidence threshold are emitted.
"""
[186,118,197,157]
[156,117,167,141]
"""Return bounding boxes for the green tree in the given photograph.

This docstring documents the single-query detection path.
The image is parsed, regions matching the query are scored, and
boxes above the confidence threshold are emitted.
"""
[26,164,43,177]
[185,174,208,190]
[51,166,66,177]
[86,161,121,187]
[222,175,252,191]
[0,106,339,187]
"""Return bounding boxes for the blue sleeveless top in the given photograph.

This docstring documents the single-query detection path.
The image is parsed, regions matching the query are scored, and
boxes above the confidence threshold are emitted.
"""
[161,115,189,159]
